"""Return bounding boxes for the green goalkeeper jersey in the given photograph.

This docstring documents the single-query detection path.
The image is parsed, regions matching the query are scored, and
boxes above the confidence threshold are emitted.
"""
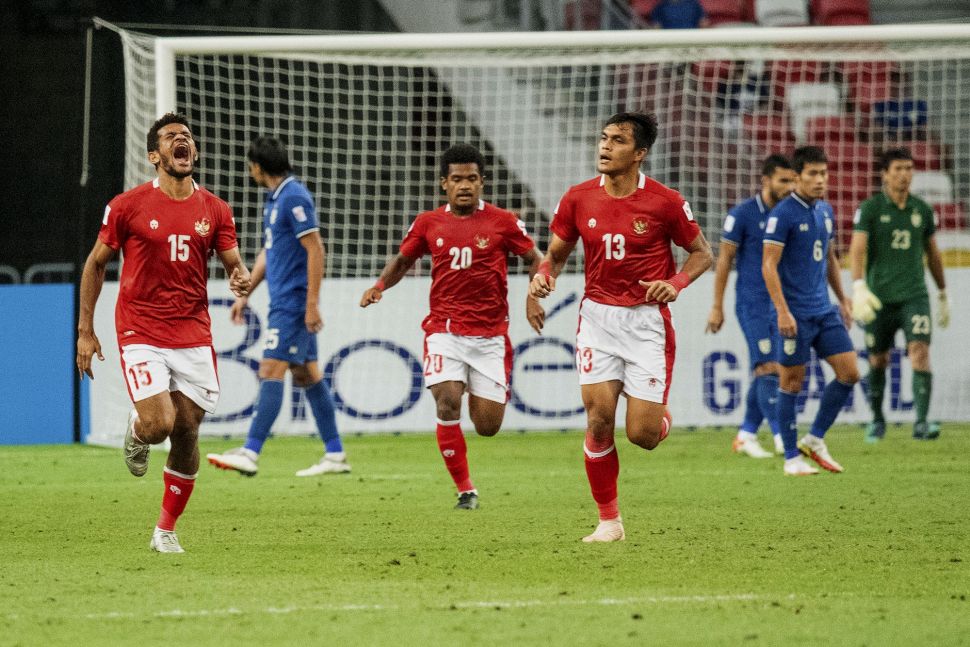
[853,192,935,304]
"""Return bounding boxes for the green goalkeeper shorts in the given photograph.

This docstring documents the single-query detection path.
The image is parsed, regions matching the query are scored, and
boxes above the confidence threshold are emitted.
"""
[864,295,932,354]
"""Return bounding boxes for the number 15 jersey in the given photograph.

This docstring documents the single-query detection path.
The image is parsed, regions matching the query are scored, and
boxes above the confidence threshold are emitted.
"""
[551,173,700,306]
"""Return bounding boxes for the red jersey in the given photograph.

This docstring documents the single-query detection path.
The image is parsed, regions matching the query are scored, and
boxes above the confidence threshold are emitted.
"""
[98,179,238,348]
[551,173,701,307]
[400,200,535,336]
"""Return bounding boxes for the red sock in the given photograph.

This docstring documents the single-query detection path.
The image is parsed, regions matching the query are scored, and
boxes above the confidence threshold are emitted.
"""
[436,420,474,492]
[157,468,196,531]
[584,432,619,521]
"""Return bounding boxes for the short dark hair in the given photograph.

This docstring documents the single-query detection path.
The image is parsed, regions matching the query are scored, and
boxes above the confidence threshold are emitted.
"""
[761,153,792,178]
[440,144,486,178]
[248,136,293,176]
[604,112,659,150]
[878,147,913,171]
[147,112,191,153]
[792,146,827,173]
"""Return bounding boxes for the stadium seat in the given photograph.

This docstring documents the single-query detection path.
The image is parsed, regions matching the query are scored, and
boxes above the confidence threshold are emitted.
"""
[843,60,899,109]
[630,0,659,21]
[700,0,745,25]
[810,0,870,25]
[905,140,945,171]
[767,60,826,108]
[742,113,795,149]
[692,60,736,94]
[873,99,928,139]
[910,171,954,205]
[564,0,602,29]
[755,0,809,26]
[804,116,858,146]
[786,82,841,142]
[933,203,966,230]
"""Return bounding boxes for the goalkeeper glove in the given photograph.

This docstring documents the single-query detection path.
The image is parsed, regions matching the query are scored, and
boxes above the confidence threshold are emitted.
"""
[852,280,882,324]
[937,290,950,329]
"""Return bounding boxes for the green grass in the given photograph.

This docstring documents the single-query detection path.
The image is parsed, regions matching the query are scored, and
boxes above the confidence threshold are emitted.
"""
[2,426,968,646]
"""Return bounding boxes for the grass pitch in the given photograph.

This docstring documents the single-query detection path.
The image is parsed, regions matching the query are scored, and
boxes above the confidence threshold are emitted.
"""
[2,425,968,646]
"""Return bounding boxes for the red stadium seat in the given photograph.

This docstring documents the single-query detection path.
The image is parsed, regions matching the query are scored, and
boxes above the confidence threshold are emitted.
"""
[700,0,745,25]
[691,60,736,94]
[934,203,966,230]
[564,0,602,29]
[740,0,756,21]
[767,60,827,108]
[742,113,795,149]
[905,141,945,171]
[811,0,870,25]
[804,116,858,146]
[630,0,659,21]
[842,60,899,109]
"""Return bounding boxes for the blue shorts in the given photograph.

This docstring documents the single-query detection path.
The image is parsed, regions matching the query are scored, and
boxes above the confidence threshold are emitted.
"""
[263,308,317,364]
[780,305,854,367]
[736,301,779,367]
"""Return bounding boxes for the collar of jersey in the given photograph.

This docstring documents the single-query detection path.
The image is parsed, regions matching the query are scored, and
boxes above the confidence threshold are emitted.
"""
[599,172,646,189]
[755,193,766,214]
[444,200,485,213]
[270,175,296,200]
[792,193,815,209]
[153,178,199,190]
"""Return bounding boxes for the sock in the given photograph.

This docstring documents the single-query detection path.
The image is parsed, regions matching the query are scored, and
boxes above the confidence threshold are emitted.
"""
[739,379,763,434]
[756,374,781,438]
[777,389,800,459]
[867,365,887,423]
[584,431,620,521]
[243,379,284,454]
[305,380,344,454]
[810,379,854,439]
[913,370,932,424]
[157,467,196,531]
[436,419,473,493]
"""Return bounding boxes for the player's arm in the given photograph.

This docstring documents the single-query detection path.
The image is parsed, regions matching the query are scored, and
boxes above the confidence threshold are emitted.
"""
[925,234,949,327]
[762,242,796,338]
[217,247,252,298]
[849,213,881,324]
[827,245,852,330]
[706,240,737,333]
[640,231,714,304]
[299,230,325,332]
[518,247,546,334]
[360,253,419,307]
[529,234,576,299]
[76,240,118,379]
[230,249,266,325]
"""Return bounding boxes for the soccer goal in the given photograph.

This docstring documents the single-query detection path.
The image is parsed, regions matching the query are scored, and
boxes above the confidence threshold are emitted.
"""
[87,21,970,444]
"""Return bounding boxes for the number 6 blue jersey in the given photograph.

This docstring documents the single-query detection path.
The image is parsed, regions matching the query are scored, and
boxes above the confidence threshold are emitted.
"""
[263,176,319,312]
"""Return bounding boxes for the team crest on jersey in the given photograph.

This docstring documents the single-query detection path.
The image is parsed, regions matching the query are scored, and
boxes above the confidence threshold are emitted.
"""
[631,217,649,235]
[149,219,159,230]
[783,339,797,356]
[758,338,772,354]
[911,211,922,227]
[587,218,597,229]
[474,234,490,250]
[436,237,444,248]
[194,218,211,236]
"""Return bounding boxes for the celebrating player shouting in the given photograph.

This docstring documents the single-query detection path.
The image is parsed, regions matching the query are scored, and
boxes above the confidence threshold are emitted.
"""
[76,113,251,553]
[530,112,713,542]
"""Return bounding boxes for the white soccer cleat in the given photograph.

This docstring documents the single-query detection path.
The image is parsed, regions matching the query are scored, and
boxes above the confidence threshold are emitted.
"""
[207,447,259,476]
[798,434,844,473]
[732,433,773,458]
[783,455,820,476]
[150,527,185,553]
[295,454,352,477]
[123,409,149,477]
[773,434,785,455]
[582,518,625,543]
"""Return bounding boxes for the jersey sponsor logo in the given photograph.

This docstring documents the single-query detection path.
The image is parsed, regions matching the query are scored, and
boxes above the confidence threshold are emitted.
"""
[194,218,211,237]
[723,215,735,233]
[442,449,456,457]
[123,330,136,337]
[474,234,490,249]
[169,484,182,495]
[758,338,772,354]
[799,223,809,232]
[911,211,922,227]
[292,205,308,222]
[880,214,891,222]
[102,205,111,226]
[587,218,597,229]
[766,217,777,234]
[515,219,529,236]
[631,217,649,235]
[150,219,159,230]
[759,220,766,230]
[682,201,695,221]
[783,338,797,356]
[436,237,444,248]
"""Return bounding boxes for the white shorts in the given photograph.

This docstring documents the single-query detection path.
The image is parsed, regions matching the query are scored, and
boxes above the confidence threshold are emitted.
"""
[575,299,675,404]
[423,333,511,404]
[120,344,220,413]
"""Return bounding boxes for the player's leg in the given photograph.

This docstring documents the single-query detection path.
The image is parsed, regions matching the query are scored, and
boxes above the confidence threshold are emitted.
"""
[430,380,478,508]
[902,296,937,439]
[120,345,179,477]
[733,305,773,457]
[777,322,820,475]
[464,334,512,437]
[863,303,898,442]
[581,380,625,542]
[754,362,783,455]
[467,395,505,437]
[292,361,351,476]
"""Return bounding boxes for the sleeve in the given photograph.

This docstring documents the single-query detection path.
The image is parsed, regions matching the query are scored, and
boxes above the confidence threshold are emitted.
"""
[668,195,702,249]
[852,199,873,233]
[720,207,743,246]
[97,197,126,250]
[549,190,580,243]
[281,193,320,240]
[764,208,789,247]
[399,215,428,258]
[214,201,238,252]
[503,212,536,256]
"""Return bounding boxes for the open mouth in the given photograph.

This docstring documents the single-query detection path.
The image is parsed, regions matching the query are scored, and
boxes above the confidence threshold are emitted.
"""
[174,143,191,162]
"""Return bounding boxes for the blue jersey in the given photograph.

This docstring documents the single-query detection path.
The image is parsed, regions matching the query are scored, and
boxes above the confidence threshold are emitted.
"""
[263,176,320,313]
[764,193,836,318]
[721,193,772,309]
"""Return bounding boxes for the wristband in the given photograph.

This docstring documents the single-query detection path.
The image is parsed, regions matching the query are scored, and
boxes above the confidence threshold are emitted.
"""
[667,271,690,292]
[373,279,386,291]
[537,259,552,280]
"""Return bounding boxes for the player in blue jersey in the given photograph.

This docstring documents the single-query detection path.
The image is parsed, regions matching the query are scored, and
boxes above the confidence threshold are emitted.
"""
[707,154,795,458]
[762,146,860,476]
[207,137,350,477]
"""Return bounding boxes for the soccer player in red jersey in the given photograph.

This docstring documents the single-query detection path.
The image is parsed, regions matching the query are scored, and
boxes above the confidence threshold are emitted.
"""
[76,113,251,553]
[530,112,713,542]
[360,144,543,510]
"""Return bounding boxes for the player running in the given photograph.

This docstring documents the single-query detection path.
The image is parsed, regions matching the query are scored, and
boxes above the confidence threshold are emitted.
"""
[207,137,350,477]
[762,146,859,476]
[530,112,713,542]
[360,144,543,510]
[76,113,251,553]
[849,147,949,442]
[707,154,795,458]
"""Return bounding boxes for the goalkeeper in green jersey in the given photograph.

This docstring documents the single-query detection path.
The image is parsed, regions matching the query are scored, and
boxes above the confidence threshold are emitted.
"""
[849,148,949,442]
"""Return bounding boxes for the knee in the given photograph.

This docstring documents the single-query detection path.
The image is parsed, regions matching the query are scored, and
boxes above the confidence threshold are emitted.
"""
[473,420,501,437]
[779,375,802,393]
[869,353,889,370]
[627,421,663,451]
[586,409,615,438]
[908,344,930,371]
[136,410,176,444]
[291,369,311,388]
[435,399,461,422]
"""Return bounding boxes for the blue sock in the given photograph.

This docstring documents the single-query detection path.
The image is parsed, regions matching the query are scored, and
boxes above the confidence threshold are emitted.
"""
[740,379,763,434]
[777,389,800,459]
[244,379,284,454]
[756,374,781,438]
[305,380,343,454]
[810,379,854,440]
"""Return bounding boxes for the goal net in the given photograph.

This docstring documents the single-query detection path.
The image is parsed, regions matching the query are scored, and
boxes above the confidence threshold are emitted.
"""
[87,23,970,444]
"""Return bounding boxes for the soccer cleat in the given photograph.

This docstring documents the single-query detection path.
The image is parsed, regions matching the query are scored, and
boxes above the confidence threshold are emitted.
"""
[150,527,185,553]
[732,434,773,458]
[783,455,819,476]
[455,491,479,510]
[773,434,785,455]
[207,447,259,476]
[123,409,149,477]
[798,435,844,473]
[582,518,625,542]
[913,421,941,440]
[864,420,886,444]
[295,455,352,477]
